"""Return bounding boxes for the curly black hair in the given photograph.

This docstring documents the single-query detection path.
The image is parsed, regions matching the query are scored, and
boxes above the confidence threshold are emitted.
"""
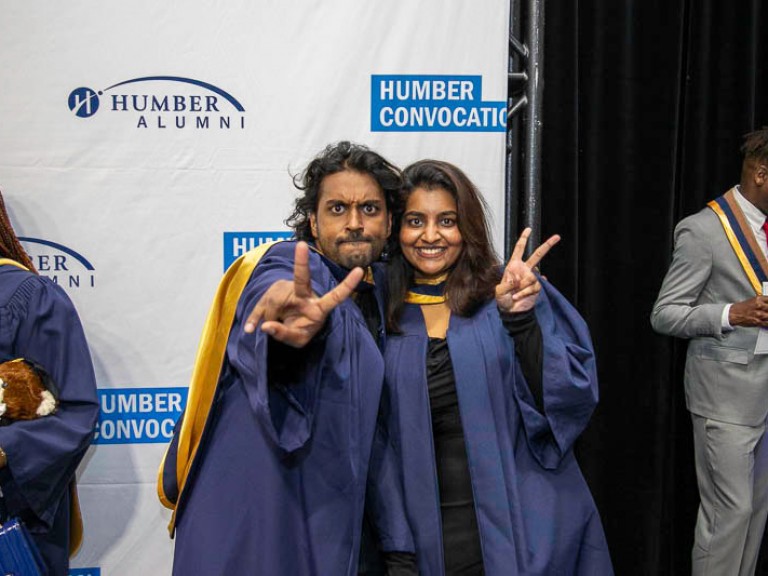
[741,127,768,165]
[285,141,402,241]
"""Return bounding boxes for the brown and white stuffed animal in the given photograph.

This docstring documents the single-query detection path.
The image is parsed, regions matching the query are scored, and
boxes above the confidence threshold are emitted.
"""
[0,358,57,421]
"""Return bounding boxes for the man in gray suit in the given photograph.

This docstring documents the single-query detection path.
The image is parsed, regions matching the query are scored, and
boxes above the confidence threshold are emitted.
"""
[652,128,768,576]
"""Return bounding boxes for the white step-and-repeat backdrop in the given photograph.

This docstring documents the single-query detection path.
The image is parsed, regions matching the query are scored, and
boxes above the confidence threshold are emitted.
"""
[0,2,509,573]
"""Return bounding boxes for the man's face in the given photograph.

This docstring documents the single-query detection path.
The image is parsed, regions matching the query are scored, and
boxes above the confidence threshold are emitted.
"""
[309,170,391,269]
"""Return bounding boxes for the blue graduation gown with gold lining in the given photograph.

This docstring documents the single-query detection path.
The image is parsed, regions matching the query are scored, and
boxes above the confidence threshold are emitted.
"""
[0,265,99,576]
[384,281,614,575]
[164,241,411,575]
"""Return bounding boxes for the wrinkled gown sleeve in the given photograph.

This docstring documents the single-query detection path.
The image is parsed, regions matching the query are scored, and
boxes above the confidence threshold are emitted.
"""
[0,275,99,531]
[225,247,338,454]
[365,380,416,554]
[510,280,599,470]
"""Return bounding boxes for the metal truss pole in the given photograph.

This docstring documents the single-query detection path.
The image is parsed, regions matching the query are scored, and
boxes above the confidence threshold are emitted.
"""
[505,0,545,259]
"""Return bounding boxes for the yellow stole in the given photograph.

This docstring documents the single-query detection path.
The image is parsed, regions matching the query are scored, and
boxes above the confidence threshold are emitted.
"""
[403,273,448,305]
[0,258,28,270]
[157,241,279,532]
[404,274,450,338]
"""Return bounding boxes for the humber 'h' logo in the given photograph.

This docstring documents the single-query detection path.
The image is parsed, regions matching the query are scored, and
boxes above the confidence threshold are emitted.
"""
[67,76,246,129]
[69,87,100,118]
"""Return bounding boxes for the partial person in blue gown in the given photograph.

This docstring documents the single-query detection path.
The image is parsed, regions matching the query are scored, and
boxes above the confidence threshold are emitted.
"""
[382,160,614,575]
[0,192,99,576]
[159,142,416,575]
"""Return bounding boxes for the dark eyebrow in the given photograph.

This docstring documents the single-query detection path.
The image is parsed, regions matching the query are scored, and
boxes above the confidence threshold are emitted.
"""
[403,210,457,218]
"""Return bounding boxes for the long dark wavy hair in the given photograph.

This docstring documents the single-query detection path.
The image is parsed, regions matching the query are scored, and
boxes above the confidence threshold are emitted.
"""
[387,160,500,331]
[0,192,36,272]
[285,141,402,247]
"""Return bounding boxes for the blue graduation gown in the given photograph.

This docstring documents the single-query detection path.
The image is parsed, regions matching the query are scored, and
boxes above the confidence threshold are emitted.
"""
[0,265,99,576]
[384,281,614,575]
[166,242,411,575]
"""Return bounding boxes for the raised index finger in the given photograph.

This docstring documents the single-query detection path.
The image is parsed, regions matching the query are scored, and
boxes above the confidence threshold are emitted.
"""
[525,234,561,270]
[510,227,532,263]
[293,241,312,299]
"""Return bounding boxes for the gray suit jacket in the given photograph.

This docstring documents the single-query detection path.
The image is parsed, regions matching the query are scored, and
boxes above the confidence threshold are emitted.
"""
[651,197,768,425]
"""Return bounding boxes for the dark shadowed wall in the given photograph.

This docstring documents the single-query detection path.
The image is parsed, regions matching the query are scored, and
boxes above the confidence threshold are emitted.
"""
[532,1,768,573]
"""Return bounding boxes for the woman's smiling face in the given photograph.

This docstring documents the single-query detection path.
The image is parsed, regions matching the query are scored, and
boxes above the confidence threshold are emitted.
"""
[399,186,464,280]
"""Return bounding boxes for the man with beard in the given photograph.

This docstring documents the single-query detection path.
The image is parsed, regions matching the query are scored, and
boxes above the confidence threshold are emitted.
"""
[159,142,414,575]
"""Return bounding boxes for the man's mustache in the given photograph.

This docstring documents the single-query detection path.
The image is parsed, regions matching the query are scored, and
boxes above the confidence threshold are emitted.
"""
[336,232,373,245]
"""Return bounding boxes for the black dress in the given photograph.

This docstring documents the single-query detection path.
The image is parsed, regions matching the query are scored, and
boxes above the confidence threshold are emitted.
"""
[425,308,542,575]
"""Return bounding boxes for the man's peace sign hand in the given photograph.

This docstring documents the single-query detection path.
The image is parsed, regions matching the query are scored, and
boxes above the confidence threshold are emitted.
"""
[243,241,364,348]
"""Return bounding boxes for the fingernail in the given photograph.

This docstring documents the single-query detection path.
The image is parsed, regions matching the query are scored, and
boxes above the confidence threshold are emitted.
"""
[244,322,255,333]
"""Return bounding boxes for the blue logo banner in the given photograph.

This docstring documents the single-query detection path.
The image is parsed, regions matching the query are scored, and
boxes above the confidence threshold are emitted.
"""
[371,74,506,132]
[94,388,187,445]
[70,569,100,576]
[223,231,292,271]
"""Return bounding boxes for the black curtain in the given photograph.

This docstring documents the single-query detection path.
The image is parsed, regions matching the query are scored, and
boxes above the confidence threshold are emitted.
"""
[533,0,768,574]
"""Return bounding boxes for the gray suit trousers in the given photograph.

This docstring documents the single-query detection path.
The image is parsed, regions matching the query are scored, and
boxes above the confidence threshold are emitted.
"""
[691,414,768,576]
